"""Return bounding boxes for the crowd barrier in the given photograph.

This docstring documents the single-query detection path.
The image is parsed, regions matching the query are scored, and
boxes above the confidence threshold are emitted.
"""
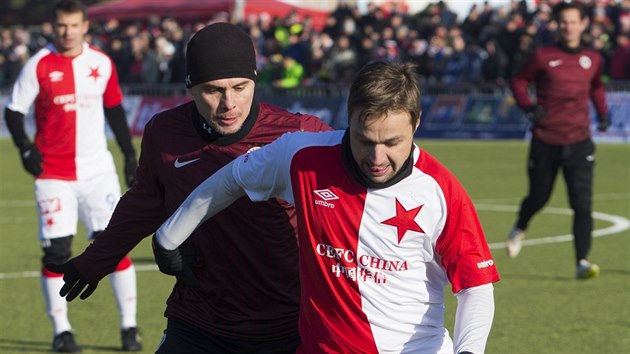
[1,84,629,143]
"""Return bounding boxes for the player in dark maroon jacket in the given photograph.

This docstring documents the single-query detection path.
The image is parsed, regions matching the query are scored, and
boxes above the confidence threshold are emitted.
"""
[506,2,608,279]
[47,23,331,353]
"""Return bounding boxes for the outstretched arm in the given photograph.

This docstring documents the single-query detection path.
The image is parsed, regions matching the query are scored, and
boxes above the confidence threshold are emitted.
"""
[155,159,246,250]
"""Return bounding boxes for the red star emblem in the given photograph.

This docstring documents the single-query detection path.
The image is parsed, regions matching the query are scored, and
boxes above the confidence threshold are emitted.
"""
[46,218,55,227]
[88,66,101,81]
[381,198,425,244]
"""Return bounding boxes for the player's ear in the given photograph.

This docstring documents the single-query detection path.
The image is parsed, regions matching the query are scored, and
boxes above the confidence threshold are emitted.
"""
[413,112,421,134]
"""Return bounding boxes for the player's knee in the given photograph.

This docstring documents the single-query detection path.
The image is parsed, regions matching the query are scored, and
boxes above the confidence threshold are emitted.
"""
[41,235,73,265]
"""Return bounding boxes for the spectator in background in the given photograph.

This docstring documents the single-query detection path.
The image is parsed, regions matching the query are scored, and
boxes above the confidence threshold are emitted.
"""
[273,53,305,88]
[610,33,630,79]
[441,34,470,83]
[509,33,536,77]
[127,33,159,83]
[3,0,140,352]
[498,13,525,78]
[506,2,608,280]
[327,34,358,85]
[461,4,486,44]
[154,35,175,83]
[481,39,508,83]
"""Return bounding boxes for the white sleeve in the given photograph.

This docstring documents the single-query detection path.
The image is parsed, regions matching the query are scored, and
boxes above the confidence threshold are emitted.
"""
[155,159,246,250]
[453,283,495,354]
[155,133,296,250]
[232,133,294,204]
[7,54,41,114]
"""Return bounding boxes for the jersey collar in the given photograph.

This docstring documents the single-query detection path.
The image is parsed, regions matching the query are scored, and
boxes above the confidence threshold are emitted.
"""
[557,42,584,55]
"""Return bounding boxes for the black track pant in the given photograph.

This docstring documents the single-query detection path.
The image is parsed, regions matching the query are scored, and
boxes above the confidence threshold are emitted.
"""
[516,137,595,264]
[155,319,301,354]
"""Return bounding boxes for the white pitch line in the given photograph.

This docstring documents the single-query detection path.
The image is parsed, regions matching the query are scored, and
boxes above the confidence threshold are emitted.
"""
[478,204,630,249]
[0,264,158,280]
[1,205,628,280]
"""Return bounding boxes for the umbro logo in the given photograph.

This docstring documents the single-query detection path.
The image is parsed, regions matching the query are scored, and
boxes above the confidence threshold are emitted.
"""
[174,157,200,168]
[49,71,64,82]
[314,189,338,209]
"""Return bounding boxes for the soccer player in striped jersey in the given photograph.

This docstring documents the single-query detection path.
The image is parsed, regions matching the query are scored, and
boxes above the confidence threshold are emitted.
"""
[4,1,140,352]
[153,61,500,354]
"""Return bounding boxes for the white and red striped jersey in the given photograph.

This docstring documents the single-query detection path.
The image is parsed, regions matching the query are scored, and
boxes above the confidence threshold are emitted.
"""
[232,130,500,353]
[157,129,499,353]
[7,42,122,181]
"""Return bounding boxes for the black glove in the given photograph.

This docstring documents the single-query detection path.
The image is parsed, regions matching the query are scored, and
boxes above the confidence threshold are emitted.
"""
[524,104,546,124]
[124,154,138,187]
[152,235,199,288]
[19,144,43,177]
[597,112,609,132]
[46,261,98,301]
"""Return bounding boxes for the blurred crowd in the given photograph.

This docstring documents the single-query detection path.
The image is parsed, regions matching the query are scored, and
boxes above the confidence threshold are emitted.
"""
[1,0,630,89]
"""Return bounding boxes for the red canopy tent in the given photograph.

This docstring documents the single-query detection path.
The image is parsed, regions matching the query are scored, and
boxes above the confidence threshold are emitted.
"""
[243,1,328,31]
[88,0,233,22]
[88,0,329,30]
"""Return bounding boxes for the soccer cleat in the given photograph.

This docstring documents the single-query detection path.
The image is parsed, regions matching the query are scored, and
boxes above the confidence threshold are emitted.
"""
[576,259,600,279]
[505,227,525,258]
[52,331,81,353]
[121,327,142,352]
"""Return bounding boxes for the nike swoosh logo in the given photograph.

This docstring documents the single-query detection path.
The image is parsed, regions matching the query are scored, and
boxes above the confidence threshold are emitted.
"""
[174,158,200,168]
[549,60,562,68]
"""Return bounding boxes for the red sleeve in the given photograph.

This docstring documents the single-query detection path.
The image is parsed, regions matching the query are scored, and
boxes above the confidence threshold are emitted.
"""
[590,54,608,115]
[103,56,123,108]
[433,172,500,294]
[510,49,543,109]
[73,117,168,282]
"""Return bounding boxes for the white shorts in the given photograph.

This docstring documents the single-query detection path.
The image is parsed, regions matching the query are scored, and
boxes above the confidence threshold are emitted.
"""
[34,173,121,242]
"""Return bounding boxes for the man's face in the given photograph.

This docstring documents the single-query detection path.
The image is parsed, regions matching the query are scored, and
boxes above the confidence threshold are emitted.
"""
[54,11,88,56]
[557,8,587,47]
[190,78,255,136]
[349,110,419,184]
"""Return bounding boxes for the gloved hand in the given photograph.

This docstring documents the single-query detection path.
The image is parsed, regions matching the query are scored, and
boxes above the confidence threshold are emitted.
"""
[19,144,43,177]
[46,261,98,301]
[124,155,138,188]
[524,105,546,124]
[152,235,199,288]
[597,112,609,132]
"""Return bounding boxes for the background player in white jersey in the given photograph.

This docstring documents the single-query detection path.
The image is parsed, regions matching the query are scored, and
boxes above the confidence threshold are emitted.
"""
[3,1,140,352]
[150,61,500,354]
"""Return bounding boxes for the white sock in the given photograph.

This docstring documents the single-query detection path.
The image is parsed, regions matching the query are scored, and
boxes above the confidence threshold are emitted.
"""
[41,275,72,335]
[109,265,138,329]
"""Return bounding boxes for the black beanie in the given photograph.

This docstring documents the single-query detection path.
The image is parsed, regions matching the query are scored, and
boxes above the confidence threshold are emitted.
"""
[185,23,257,88]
